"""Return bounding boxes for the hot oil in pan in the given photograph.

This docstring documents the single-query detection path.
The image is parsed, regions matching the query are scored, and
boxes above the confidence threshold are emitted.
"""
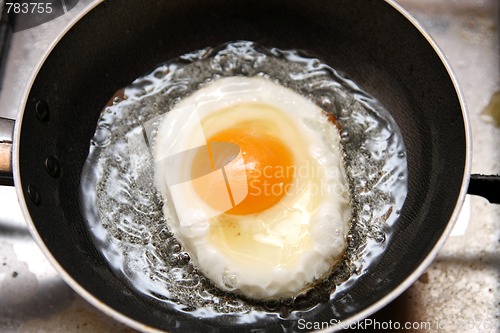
[80,42,408,320]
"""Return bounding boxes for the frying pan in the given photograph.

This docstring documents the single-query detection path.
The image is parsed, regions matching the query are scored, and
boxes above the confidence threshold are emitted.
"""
[0,0,498,331]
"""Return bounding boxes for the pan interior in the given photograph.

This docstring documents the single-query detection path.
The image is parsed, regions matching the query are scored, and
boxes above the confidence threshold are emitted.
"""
[18,0,466,331]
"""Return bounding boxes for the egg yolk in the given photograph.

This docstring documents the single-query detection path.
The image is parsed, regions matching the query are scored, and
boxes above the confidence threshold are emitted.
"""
[192,123,294,215]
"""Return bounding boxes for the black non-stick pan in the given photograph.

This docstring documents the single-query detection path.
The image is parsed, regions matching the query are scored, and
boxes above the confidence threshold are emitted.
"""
[0,0,498,332]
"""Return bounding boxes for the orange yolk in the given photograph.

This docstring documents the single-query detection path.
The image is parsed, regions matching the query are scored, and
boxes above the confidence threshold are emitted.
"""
[192,125,294,215]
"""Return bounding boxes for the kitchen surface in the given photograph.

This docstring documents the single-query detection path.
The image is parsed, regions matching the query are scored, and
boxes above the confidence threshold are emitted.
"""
[0,0,498,332]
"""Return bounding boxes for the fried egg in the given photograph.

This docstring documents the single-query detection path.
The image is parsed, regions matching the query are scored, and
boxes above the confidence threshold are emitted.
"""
[153,76,351,300]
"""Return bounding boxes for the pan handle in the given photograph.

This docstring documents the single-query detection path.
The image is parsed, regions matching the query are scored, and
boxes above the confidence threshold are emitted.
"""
[467,174,500,204]
[0,117,14,186]
[3,114,499,201]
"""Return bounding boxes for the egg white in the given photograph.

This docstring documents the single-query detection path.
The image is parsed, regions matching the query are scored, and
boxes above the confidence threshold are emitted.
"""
[153,76,351,300]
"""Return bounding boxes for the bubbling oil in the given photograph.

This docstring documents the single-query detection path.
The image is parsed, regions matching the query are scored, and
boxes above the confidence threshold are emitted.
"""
[80,41,407,320]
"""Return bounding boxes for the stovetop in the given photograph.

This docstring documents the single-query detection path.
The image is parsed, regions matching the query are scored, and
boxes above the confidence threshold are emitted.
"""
[0,0,498,332]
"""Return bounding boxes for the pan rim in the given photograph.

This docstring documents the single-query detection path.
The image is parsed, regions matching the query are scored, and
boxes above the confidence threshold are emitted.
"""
[318,0,472,331]
[11,0,472,332]
[12,1,163,332]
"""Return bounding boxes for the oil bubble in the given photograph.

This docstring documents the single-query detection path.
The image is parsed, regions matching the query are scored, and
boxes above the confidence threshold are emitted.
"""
[264,300,280,311]
[178,252,190,264]
[340,129,351,142]
[90,126,111,147]
[222,269,238,291]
